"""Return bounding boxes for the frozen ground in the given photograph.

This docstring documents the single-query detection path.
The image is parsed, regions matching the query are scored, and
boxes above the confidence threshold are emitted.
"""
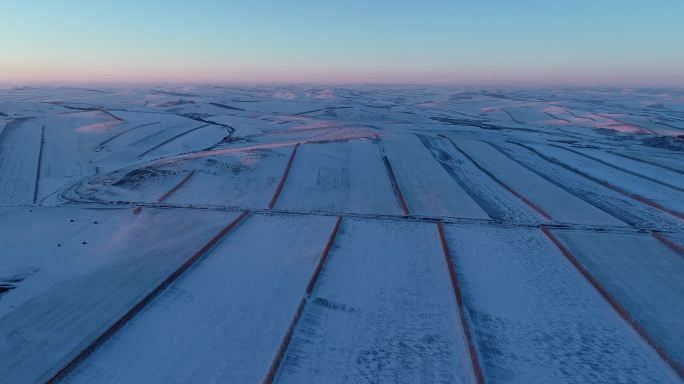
[0,85,683,383]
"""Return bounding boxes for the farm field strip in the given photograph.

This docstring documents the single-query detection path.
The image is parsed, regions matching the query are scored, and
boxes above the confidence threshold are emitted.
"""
[65,214,337,384]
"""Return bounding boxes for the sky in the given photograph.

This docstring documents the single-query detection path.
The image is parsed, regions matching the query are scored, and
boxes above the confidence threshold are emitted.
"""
[1,0,683,86]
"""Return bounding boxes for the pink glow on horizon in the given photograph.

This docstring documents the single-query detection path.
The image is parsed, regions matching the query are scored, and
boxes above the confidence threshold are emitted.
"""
[3,62,683,87]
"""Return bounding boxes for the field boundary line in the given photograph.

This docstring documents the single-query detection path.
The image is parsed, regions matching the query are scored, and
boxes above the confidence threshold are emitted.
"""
[512,142,684,220]
[608,150,684,176]
[48,210,251,383]
[263,215,343,384]
[542,226,684,379]
[652,232,684,258]
[550,144,684,193]
[268,143,300,209]
[33,124,46,205]
[443,135,551,220]
[375,135,409,215]
[437,222,485,384]
[138,124,210,158]
[157,170,196,203]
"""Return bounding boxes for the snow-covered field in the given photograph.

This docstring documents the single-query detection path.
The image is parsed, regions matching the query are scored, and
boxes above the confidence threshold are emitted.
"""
[0,85,683,383]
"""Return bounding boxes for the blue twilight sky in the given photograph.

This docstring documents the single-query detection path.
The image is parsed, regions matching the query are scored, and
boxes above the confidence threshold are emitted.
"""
[1,0,683,86]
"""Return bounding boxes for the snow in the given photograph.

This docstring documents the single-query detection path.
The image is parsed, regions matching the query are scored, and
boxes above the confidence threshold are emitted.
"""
[613,151,684,174]
[551,230,684,369]
[529,143,684,215]
[443,224,680,383]
[76,146,293,208]
[37,111,118,203]
[276,218,476,383]
[65,213,337,383]
[0,207,237,384]
[0,118,42,205]
[381,134,490,219]
[1,85,683,383]
[551,144,684,191]
[419,134,540,222]
[499,141,684,232]
[452,138,625,226]
[164,147,291,208]
[276,140,402,215]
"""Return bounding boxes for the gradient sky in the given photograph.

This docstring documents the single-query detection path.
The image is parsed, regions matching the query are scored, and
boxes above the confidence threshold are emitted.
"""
[2,0,683,86]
